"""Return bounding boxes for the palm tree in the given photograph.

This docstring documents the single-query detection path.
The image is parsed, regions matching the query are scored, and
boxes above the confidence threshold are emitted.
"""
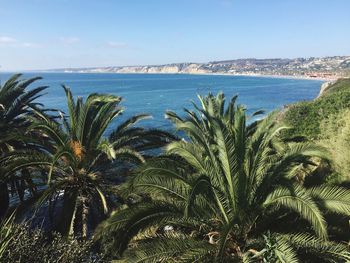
[1,85,175,237]
[97,93,350,262]
[0,74,48,218]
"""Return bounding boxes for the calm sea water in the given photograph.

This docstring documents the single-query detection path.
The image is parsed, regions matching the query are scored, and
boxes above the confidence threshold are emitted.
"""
[0,73,323,132]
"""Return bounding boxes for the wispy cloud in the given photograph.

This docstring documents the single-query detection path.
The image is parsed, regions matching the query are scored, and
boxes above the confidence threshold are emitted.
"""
[59,37,80,45]
[0,36,42,48]
[22,42,42,48]
[0,36,17,44]
[107,41,128,48]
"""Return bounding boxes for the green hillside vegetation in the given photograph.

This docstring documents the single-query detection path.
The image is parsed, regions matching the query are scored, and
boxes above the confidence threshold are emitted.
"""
[319,109,350,181]
[282,78,350,140]
[0,74,349,262]
[281,78,350,183]
[321,78,350,94]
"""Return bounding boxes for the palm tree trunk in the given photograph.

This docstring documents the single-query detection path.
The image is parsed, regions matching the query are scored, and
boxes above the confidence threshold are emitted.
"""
[58,190,78,236]
[15,179,24,202]
[81,196,89,239]
[0,182,9,218]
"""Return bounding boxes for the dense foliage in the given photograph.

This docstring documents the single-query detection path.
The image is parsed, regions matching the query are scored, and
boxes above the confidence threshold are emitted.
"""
[0,75,349,262]
[282,78,350,184]
[0,220,106,262]
[97,93,350,262]
[282,78,350,139]
[318,109,350,181]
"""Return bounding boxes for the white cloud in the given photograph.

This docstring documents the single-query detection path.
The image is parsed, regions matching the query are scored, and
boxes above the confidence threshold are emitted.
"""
[59,37,80,45]
[22,42,42,48]
[107,41,128,48]
[0,36,17,44]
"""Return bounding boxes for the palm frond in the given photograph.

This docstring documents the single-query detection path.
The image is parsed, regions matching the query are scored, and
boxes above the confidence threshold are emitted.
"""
[264,185,328,239]
[278,233,350,262]
[308,185,350,215]
[117,234,216,263]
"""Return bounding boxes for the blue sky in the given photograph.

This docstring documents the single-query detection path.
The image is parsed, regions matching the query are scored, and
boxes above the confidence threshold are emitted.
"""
[0,0,349,70]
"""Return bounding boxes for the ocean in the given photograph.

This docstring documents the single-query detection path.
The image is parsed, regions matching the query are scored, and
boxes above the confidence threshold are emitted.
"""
[0,73,323,132]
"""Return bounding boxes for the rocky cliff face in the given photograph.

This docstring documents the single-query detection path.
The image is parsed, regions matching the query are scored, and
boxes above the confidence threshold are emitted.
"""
[112,63,209,74]
[317,81,334,98]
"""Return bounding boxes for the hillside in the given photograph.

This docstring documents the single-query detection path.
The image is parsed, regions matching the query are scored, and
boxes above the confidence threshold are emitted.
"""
[281,78,350,181]
[282,78,350,139]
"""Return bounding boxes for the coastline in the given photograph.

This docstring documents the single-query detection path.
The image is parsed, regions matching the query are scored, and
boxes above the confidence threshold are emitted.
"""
[38,70,336,82]
[179,72,333,82]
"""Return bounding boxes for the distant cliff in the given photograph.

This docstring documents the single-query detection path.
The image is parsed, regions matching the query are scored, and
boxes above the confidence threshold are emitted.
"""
[49,56,350,79]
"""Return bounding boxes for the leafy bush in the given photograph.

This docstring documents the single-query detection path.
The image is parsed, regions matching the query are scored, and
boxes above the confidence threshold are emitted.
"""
[0,222,106,263]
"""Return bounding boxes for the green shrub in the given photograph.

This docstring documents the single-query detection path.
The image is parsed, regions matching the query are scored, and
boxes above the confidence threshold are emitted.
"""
[0,223,106,263]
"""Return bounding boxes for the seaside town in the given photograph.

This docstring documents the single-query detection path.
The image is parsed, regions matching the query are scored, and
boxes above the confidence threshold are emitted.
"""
[57,56,350,80]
